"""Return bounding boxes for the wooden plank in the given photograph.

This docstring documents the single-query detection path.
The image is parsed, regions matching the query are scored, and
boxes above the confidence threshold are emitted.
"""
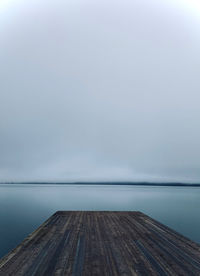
[0,211,200,275]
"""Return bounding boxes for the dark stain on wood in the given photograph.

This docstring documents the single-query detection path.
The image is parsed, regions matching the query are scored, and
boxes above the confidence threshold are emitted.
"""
[0,211,200,275]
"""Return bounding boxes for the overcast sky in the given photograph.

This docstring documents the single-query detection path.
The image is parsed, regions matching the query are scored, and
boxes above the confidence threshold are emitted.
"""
[0,0,200,182]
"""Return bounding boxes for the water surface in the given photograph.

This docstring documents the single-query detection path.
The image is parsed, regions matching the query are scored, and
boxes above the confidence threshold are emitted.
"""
[0,184,200,258]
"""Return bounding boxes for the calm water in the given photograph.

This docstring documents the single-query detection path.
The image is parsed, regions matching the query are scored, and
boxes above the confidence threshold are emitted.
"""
[0,184,200,258]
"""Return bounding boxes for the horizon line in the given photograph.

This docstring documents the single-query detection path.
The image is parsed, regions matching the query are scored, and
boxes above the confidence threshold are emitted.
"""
[0,181,200,187]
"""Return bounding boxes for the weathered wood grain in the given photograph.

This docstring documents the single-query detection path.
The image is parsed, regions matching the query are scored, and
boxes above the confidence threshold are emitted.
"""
[0,211,200,275]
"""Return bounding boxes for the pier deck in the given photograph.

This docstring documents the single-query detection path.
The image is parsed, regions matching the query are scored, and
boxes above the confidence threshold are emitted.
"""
[0,211,200,275]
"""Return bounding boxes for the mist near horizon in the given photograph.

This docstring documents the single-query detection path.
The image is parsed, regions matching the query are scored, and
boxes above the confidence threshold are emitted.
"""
[1,0,200,183]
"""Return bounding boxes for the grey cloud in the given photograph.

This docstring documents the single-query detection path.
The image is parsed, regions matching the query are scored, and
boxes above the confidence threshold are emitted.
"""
[0,0,200,182]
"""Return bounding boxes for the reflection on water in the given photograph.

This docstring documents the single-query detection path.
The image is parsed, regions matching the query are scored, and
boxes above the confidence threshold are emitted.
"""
[0,184,200,258]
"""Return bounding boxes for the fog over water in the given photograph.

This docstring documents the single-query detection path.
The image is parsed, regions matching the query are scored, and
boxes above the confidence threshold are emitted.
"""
[0,0,200,182]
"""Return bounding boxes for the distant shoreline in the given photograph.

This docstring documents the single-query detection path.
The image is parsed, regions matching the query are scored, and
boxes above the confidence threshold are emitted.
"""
[0,182,200,187]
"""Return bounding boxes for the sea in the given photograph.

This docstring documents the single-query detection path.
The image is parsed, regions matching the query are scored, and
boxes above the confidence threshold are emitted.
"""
[0,184,200,258]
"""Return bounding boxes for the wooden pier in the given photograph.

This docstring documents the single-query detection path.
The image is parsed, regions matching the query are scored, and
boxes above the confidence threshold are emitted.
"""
[0,211,200,275]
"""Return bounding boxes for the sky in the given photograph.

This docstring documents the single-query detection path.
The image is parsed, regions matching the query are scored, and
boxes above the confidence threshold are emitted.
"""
[0,0,200,183]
